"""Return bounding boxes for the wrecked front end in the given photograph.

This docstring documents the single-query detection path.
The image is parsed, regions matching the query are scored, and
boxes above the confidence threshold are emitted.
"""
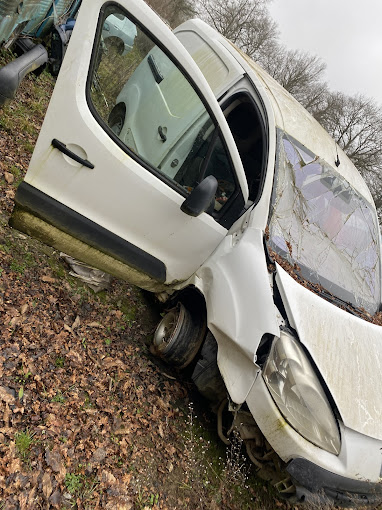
[246,130,382,505]
[153,128,382,505]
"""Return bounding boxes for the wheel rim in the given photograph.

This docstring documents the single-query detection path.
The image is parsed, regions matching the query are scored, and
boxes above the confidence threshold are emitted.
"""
[153,305,185,352]
[111,117,123,135]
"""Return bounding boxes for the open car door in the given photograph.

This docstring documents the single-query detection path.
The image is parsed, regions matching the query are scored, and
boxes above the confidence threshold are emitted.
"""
[11,0,249,292]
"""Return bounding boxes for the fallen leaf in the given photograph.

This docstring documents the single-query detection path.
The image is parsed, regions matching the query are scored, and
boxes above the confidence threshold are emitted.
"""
[42,472,52,500]
[90,447,107,465]
[50,490,62,508]
[72,316,81,330]
[41,276,56,283]
[45,449,64,473]
[4,171,14,184]
[87,322,104,328]
[5,188,15,199]
[9,316,21,328]
[101,470,117,485]
[0,386,15,404]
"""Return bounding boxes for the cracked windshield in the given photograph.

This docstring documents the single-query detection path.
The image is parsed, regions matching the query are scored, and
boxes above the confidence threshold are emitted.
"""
[268,131,381,314]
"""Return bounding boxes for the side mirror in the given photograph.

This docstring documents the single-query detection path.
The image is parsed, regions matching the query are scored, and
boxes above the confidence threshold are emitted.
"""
[180,175,218,217]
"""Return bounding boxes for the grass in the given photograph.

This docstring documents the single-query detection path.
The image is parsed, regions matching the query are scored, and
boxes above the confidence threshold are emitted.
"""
[15,429,35,461]
[55,356,65,368]
[51,391,65,404]
[64,472,98,503]
[65,472,84,495]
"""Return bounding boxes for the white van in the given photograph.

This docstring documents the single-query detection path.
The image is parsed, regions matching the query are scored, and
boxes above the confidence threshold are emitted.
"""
[10,0,382,504]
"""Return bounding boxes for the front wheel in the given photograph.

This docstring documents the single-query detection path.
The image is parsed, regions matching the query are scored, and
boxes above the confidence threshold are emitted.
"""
[108,103,126,136]
[152,302,205,368]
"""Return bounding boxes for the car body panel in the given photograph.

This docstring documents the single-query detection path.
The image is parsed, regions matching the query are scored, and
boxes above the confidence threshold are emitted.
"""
[246,375,382,483]
[221,41,374,204]
[192,226,280,402]
[174,19,245,99]
[276,263,382,441]
[16,0,250,286]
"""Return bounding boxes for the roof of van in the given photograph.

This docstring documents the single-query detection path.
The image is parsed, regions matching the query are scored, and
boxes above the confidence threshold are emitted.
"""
[176,19,374,204]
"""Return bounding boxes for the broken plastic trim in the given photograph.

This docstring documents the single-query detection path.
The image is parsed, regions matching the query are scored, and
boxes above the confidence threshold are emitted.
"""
[0,43,48,106]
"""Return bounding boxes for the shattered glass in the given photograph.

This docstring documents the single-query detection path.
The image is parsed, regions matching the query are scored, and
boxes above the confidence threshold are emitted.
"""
[268,130,381,315]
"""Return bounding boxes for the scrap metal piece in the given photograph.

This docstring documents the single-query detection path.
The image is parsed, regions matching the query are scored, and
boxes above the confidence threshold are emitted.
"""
[60,252,112,292]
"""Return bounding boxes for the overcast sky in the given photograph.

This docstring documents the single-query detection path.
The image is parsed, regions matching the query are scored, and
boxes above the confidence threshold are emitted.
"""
[268,0,382,106]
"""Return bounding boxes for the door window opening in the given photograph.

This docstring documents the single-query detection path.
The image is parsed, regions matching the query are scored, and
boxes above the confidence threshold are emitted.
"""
[224,96,266,203]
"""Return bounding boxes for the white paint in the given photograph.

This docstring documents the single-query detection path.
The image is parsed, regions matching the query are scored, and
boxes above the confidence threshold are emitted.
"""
[276,263,382,441]
[24,0,249,284]
[247,375,382,482]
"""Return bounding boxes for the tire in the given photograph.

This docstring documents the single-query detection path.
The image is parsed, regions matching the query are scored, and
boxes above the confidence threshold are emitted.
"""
[104,36,125,56]
[108,103,126,136]
[152,302,206,368]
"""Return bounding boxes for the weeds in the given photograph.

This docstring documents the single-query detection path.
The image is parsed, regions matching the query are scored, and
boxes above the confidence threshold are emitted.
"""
[179,403,272,509]
[222,429,250,486]
[65,472,98,503]
[51,391,65,403]
[9,260,26,275]
[136,489,159,509]
[16,365,32,384]
[15,429,35,461]
[55,356,65,368]
[65,472,84,495]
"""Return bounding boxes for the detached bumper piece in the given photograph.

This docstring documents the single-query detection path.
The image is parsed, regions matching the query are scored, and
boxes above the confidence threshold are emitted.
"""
[287,458,382,506]
[0,43,47,106]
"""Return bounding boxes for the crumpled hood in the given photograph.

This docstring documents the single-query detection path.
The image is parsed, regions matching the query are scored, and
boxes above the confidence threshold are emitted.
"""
[275,264,382,441]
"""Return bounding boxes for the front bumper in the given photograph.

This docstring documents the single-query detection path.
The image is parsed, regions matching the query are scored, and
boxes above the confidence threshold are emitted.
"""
[288,458,382,506]
[245,376,382,505]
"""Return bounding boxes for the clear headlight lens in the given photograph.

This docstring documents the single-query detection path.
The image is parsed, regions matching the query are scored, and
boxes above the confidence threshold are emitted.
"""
[263,330,341,455]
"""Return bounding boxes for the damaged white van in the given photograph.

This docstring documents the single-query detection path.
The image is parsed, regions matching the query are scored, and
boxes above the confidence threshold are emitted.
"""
[9,0,382,505]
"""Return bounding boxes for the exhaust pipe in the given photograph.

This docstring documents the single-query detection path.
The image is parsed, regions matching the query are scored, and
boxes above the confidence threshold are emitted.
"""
[0,43,48,106]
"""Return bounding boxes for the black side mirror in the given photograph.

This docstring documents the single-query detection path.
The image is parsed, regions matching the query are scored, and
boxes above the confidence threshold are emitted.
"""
[180,175,218,217]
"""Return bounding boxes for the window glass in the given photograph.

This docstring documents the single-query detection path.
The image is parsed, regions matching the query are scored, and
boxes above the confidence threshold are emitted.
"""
[89,5,236,212]
[268,131,381,315]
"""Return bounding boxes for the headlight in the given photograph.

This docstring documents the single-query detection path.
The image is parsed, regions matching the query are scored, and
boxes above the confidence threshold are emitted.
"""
[263,330,340,455]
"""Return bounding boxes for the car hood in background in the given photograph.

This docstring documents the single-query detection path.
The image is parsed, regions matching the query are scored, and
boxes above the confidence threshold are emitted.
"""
[275,264,382,441]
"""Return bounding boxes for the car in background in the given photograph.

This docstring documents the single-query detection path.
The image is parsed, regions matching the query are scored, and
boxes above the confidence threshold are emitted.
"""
[101,13,136,55]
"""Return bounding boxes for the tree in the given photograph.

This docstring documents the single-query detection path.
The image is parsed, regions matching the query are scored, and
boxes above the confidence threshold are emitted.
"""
[311,91,382,218]
[313,93,382,173]
[146,0,196,27]
[261,44,328,109]
[196,0,278,60]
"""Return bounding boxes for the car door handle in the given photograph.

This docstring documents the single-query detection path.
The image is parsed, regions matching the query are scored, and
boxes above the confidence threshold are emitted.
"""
[51,139,95,169]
